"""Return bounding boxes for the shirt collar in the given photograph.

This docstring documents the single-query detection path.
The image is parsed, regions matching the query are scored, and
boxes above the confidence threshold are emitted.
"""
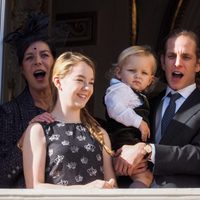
[110,78,121,85]
[164,83,196,100]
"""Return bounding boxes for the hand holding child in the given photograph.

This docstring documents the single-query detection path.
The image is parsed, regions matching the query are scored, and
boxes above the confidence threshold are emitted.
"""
[139,120,150,141]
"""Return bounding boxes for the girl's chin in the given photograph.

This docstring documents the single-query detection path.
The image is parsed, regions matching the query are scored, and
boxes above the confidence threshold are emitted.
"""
[74,102,87,109]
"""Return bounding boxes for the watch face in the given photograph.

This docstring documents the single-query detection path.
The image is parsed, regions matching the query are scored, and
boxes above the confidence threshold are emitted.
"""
[144,144,152,154]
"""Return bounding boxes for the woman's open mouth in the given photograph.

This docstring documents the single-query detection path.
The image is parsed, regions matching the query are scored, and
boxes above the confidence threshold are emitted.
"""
[33,70,46,80]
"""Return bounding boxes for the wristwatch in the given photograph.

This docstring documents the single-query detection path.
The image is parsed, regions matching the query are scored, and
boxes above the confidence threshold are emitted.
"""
[144,143,152,159]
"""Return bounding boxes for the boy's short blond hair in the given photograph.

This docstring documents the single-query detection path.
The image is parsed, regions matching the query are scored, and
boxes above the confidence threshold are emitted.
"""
[115,45,157,75]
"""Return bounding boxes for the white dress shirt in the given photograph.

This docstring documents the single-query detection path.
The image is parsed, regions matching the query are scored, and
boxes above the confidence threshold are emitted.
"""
[104,78,144,128]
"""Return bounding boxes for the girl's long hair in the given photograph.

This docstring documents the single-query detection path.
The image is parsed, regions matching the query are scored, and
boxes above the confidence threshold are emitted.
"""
[81,108,114,156]
[51,51,114,156]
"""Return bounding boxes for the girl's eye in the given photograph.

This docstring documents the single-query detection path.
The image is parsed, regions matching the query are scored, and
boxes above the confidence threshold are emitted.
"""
[76,79,84,82]
[89,81,94,85]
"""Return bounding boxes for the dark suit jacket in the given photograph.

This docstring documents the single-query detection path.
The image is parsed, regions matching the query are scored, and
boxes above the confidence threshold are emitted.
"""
[0,87,44,188]
[149,87,200,187]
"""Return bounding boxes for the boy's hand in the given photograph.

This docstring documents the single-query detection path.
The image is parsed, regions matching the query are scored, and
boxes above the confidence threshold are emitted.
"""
[139,120,150,141]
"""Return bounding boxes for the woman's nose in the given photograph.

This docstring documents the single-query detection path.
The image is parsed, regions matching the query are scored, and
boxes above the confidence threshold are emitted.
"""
[34,55,42,65]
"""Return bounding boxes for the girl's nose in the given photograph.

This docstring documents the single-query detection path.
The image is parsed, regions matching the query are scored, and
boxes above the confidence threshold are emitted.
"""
[83,82,89,90]
[83,82,93,92]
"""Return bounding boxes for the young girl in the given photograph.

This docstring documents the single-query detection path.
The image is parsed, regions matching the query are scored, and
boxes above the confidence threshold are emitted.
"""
[23,52,116,188]
[104,45,157,187]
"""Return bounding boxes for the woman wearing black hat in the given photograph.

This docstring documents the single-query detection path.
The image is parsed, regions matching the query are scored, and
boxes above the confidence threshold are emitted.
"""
[0,12,56,188]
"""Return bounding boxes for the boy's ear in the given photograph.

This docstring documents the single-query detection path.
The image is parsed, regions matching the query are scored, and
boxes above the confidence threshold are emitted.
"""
[53,76,62,90]
[149,75,155,86]
[160,54,166,71]
[115,67,121,79]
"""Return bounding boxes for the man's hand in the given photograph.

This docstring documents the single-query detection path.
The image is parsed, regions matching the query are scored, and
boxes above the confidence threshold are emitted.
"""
[114,143,147,176]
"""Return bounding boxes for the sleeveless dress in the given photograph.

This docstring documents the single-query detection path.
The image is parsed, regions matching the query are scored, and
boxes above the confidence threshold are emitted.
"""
[39,121,104,186]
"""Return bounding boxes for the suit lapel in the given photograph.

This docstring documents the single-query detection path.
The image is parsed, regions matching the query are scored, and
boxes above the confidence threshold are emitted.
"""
[149,90,165,141]
[160,88,200,144]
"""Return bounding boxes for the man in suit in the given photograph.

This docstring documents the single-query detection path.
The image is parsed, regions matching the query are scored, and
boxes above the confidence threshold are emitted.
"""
[114,29,200,188]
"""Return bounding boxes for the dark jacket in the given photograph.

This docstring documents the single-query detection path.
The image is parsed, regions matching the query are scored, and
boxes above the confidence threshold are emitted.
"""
[149,88,200,187]
[0,87,44,188]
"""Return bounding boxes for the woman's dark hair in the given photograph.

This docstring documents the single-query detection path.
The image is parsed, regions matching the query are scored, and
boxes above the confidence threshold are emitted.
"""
[4,12,56,65]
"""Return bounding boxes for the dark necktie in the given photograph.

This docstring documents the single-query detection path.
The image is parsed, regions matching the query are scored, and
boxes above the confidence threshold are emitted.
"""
[161,93,181,136]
